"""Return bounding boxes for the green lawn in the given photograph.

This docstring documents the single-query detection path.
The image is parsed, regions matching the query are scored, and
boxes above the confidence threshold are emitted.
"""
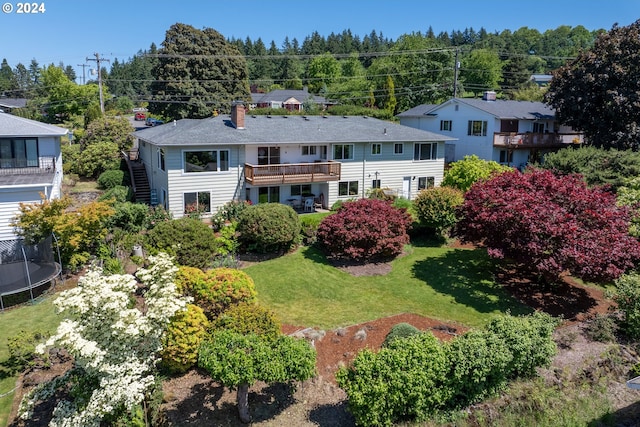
[244,242,531,330]
[0,298,61,427]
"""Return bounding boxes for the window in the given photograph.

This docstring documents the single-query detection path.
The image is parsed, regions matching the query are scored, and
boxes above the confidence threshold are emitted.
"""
[499,150,513,164]
[258,186,280,203]
[394,143,403,154]
[339,180,359,196]
[184,191,211,214]
[258,146,280,165]
[301,145,317,156]
[440,120,452,131]
[417,176,435,190]
[333,144,354,160]
[319,145,328,159]
[291,184,312,196]
[467,120,487,136]
[533,122,545,133]
[372,179,381,189]
[371,143,381,155]
[0,138,38,168]
[184,150,229,172]
[413,143,437,161]
[158,148,165,171]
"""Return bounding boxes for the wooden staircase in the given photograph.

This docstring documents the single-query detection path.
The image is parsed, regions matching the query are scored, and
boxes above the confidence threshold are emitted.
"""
[131,163,151,204]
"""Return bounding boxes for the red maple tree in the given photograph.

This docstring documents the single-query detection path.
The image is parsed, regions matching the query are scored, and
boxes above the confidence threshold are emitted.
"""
[454,168,640,283]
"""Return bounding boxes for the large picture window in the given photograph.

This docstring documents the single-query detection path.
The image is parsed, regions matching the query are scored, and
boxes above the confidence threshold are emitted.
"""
[184,192,211,214]
[338,180,359,196]
[258,186,280,203]
[291,184,312,196]
[413,143,437,161]
[0,138,38,168]
[467,120,488,136]
[333,144,354,160]
[258,146,280,165]
[184,150,229,172]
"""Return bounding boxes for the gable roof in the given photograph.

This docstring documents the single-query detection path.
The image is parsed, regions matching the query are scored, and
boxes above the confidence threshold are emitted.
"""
[396,104,439,117]
[253,89,328,105]
[0,98,27,109]
[136,114,456,147]
[399,98,556,121]
[0,113,68,137]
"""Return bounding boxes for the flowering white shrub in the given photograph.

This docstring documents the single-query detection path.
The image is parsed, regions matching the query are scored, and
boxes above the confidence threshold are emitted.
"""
[19,253,187,427]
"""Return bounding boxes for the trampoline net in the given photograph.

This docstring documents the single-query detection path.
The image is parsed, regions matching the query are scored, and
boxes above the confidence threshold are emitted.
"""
[0,235,60,296]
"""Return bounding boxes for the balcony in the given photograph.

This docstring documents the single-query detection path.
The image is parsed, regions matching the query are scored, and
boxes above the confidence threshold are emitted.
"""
[493,132,584,148]
[0,156,57,176]
[244,161,341,186]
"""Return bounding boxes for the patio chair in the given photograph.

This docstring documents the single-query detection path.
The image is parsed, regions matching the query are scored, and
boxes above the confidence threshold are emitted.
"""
[304,198,314,212]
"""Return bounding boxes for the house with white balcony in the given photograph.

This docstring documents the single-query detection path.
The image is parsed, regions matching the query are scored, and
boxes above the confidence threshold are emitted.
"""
[0,112,67,240]
[0,112,66,307]
[397,92,583,167]
[132,102,455,218]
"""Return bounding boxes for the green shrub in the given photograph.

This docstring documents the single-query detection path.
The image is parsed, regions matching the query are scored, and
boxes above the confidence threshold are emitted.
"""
[160,304,210,374]
[212,302,281,340]
[612,272,640,339]
[99,185,134,203]
[147,217,220,269]
[484,311,558,378]
[101,257,124,275]
[446,329,513,407]
[211,200,252,231]
[299,213,330,246]
[107,202,150,233]
[6,330,49,373]
[336,332,450,426]
[413,186,464,235]
[442,155,512,192]
[583,314,618,343]
[175,266,257,320]
[97,169,127,189]
[382,323,421,347]
[237,203,300,253]
[214,222,239,256]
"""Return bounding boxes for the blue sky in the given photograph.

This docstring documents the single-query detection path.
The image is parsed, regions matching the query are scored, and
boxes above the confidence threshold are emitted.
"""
[0,0,638,81]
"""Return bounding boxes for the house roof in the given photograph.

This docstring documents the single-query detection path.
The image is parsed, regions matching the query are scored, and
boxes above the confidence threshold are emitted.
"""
[0,98,27,109]
[399,98,556,121]
[135,114,456,147]
[253,89,328,105]
[396,104,439,117]
[0,112,68,137]
[453,98,555,120]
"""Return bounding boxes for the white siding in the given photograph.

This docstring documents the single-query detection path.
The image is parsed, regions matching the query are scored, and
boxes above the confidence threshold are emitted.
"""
[0,188,43,240]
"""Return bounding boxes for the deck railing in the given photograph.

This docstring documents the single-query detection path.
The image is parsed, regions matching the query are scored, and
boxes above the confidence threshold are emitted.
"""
[244,161,341,185]
[0,156,56,175]
[493,132,584,147]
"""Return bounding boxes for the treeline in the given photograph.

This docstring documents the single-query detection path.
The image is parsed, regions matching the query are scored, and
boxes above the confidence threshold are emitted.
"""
[0,24,604,120]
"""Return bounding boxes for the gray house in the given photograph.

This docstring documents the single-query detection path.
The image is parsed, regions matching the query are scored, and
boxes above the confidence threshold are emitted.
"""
[134,103,455,219]
[0,113,67,240]
[250,88,332,111]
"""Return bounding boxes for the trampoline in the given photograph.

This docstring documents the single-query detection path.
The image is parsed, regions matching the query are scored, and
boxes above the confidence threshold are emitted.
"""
[0,235,62,310]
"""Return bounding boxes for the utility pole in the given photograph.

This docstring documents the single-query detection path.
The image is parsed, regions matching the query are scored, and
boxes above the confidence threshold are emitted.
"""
[76,63,88,85]
[86,53,110,113]
[453,48,460,98]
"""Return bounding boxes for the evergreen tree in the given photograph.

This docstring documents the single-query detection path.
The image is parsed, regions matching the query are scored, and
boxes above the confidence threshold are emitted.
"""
[150,23,250,118]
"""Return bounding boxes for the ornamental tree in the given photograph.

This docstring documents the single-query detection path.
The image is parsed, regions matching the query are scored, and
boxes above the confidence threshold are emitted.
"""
[454,168,640,283]
[545,20,640,150]
[413,186,464,235]
[198,329,316,423]
[19,253,187,427]
[317,198,412,262]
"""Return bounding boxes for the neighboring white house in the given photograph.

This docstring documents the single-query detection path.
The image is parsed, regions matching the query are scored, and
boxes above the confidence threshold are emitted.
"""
[397,92,583,167]
[134,102,455,219]
[0,113,67,240]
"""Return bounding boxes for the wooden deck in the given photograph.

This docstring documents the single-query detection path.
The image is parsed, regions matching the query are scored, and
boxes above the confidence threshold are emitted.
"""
[244,161,341,185]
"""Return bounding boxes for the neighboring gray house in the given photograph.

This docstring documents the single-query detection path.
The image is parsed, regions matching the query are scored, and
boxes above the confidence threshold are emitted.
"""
[134,103,455,219]
[251,88,332,111]
[0,113,67,240]
[0,98,27,114]
[397,92,583,166]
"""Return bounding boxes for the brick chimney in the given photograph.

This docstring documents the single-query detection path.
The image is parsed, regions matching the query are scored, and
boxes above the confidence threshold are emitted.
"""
[231,101,245,129]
